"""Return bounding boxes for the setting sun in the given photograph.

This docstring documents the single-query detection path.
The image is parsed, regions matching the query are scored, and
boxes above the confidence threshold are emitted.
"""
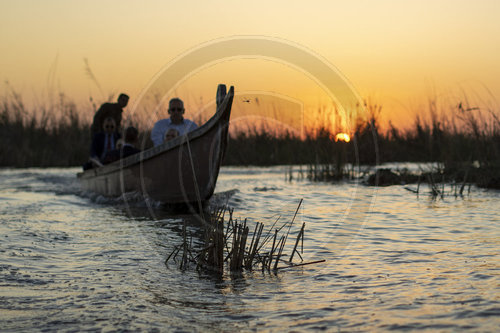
[335,133,350,142]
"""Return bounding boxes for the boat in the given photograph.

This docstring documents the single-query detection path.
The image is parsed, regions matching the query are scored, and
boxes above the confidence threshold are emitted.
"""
[77,84,234,208]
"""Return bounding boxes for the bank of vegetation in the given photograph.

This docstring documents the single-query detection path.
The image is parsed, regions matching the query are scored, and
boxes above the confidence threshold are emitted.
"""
[1,91,499,188]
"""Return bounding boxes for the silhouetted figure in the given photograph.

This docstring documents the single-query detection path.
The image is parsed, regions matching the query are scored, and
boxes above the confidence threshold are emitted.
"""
[164,128,179,142]
[83,117,120,170]
[90,93,129,137]
[121,126,141,157]
[150,98,198,146]
[103,126,141,164]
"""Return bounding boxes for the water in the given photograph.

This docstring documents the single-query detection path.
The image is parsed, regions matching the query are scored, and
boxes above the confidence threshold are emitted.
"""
[0,166,498,332]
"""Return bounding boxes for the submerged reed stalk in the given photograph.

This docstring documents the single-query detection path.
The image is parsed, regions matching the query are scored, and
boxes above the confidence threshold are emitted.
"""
[165,201,324,275]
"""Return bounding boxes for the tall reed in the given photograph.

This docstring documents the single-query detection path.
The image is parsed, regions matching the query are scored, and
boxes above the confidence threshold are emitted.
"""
[1,89,498,184]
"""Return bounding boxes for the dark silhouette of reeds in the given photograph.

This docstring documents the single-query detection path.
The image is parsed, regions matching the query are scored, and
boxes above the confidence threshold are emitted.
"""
[225,99,500,188]
[0,91,90,167]
[1,90,499,188]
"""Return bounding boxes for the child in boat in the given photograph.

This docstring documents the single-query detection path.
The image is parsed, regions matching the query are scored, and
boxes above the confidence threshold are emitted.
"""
[164,128,179,142]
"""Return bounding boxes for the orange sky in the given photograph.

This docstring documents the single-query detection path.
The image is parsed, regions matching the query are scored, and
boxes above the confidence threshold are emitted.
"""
[1,0,499,132]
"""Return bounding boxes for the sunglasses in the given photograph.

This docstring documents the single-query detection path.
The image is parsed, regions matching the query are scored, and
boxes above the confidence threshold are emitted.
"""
[169,108,184,112]
[105,125,115,129]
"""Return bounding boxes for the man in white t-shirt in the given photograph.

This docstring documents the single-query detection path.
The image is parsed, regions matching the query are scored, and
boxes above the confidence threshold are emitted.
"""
[150,98,198,146]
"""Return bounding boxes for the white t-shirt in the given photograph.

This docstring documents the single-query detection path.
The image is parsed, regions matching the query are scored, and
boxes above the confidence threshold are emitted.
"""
[150,118,198,146]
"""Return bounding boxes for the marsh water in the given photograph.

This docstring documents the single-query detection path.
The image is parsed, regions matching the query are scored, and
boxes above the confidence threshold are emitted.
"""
[0,166,498,332]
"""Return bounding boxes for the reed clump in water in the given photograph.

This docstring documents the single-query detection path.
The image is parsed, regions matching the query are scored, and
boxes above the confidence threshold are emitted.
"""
[165,200,325,274]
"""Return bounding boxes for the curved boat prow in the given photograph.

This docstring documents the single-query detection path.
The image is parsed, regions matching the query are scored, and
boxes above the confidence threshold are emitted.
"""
[216,84,227,107]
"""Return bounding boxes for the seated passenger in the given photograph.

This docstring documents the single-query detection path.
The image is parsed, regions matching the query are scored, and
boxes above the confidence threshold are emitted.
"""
[83,117,120,170]
[115,138,124,149]
[164,128,179,142]
[150,98,198,146]
[102,126,141,164]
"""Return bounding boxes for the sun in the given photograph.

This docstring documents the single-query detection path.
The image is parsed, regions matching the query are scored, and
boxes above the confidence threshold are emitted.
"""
[335,133,350,142]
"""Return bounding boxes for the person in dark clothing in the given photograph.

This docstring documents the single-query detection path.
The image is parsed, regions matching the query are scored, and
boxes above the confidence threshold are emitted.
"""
[91,117,120,160]
[83,117,121,170]
[121,126,141,157]
[102,126,141,164]
[90,93,129,137]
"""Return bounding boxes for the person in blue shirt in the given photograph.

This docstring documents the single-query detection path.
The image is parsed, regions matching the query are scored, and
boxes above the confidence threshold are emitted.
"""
[150,98,198,146]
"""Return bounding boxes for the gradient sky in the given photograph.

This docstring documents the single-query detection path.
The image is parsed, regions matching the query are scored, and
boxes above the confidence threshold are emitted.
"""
[1,0,499,130]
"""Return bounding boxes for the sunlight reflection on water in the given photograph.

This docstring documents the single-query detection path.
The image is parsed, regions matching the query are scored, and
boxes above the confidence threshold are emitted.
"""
[0,166,498,331]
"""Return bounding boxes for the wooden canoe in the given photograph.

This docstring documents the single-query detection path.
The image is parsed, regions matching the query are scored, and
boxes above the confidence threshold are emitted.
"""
[77,85,234,206]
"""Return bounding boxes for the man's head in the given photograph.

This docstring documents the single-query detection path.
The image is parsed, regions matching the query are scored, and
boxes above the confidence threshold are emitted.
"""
[164,128,179,142]
[103,117,116,134]
[124,126,139,144]
[117,93,129,108]
[168,98,185,124]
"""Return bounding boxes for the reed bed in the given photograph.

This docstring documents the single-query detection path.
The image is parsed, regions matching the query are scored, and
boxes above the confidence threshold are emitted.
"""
[0,91,90,167]
[165,201,325,274]
[1,90,499,190]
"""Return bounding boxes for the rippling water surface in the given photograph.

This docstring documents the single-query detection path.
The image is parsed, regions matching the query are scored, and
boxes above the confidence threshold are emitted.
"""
[0,166,498,331]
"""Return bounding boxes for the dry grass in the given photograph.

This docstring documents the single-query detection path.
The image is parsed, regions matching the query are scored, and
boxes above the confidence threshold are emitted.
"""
[165,201,325,275]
